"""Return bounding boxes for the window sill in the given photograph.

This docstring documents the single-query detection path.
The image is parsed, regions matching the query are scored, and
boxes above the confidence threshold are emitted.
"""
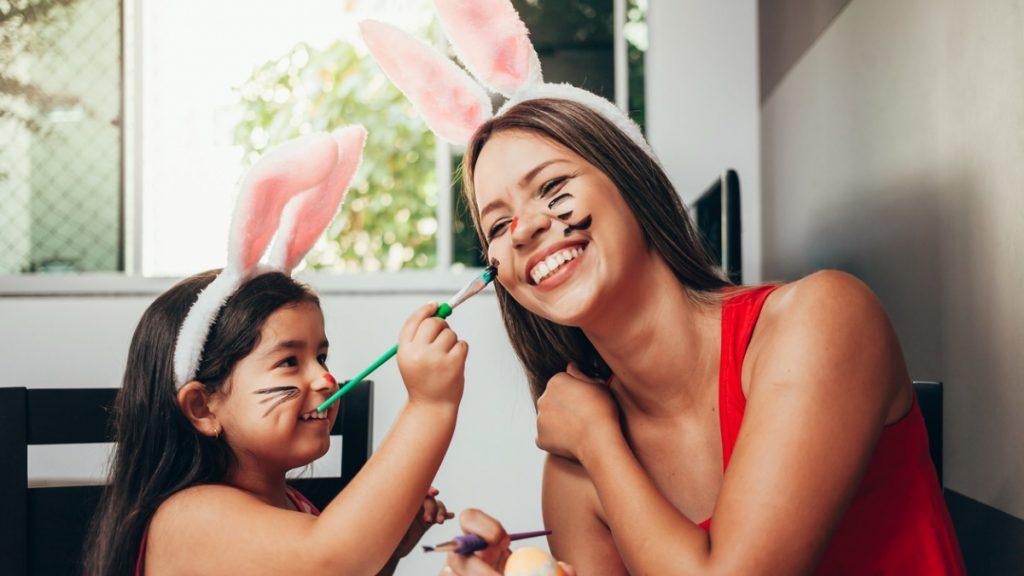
[0,270,490,298]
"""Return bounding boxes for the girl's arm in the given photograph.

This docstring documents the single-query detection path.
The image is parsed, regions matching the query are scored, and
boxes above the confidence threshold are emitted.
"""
[150,303,466,575]
[535,271,909,575]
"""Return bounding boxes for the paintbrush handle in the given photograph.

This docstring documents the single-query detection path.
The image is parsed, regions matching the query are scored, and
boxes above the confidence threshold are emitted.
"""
[316,303,454,412]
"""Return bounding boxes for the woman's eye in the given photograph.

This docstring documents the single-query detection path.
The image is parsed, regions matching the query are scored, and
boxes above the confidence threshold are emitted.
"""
[277,357,298,368]
[487,220,510,240]
[547,193,572,209]
[539,176,569,197]
[317,354,329,366]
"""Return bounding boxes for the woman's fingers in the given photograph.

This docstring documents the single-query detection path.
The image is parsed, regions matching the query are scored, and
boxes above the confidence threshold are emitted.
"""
[459,508,510,567]
[558,561,577,576]
[423,497,438,523]
[444,552,502,576]
[436,499,450,523]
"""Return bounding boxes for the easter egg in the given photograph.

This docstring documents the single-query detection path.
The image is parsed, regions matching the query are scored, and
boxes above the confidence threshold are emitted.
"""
[503,547,566,576]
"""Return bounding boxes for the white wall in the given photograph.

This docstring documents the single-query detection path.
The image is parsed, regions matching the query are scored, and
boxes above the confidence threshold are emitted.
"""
[761,0,1024,518]
[647,0,762,282]
[0,285,544,574]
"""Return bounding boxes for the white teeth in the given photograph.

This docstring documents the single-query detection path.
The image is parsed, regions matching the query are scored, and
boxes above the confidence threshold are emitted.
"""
[530,245,586,284]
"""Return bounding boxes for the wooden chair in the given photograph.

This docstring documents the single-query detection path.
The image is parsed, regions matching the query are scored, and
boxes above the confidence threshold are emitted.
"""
[0,381,372,575]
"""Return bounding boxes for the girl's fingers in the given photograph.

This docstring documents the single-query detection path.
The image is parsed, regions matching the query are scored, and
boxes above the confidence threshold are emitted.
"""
[414,316,449,345]
[401,302,439,343]
[434,327,458,352]
[429,486,441,497]
[436,500,449,523]
[423,498,438,523]
[558,562,577,576]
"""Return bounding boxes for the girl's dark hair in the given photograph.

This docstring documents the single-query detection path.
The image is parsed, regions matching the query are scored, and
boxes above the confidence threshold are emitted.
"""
[461,98,731,400]
[83,270,319,575]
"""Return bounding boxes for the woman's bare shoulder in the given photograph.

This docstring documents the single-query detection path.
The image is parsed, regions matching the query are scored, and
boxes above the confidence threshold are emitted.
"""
[748,270,910,416]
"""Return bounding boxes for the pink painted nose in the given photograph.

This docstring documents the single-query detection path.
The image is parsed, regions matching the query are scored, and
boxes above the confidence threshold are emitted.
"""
[325,373,337,386]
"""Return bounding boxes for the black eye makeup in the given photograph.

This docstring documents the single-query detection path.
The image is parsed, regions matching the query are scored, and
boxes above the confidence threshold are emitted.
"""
[255,385,300,417]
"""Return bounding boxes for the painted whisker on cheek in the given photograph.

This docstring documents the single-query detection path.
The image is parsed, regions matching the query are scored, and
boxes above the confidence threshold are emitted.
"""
[255,386,300,417]
[563,214,592,237]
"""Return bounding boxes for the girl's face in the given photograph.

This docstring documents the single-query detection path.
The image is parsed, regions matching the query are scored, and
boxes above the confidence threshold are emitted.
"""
[473,130,649,326]
[210,301,339,473]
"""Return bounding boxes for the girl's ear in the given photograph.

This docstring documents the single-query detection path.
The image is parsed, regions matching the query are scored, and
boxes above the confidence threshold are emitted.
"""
[177,381,221,438]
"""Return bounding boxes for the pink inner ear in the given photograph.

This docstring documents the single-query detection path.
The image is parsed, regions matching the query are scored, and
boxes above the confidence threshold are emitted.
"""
[434,0,540,96]
[230,134,339,271]
[277,126,366,271]
[361,19,491,144]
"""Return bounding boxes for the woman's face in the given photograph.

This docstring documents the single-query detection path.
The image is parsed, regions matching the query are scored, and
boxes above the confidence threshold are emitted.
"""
[210,301,339,472]
[473,130,649,326]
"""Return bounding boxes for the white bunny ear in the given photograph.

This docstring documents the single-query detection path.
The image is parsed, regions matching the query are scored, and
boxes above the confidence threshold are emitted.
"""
[433,0,542,96]
[226,133,340,274]
[172,132,340,389]
[360,19,492,145]
[268,125,367,274]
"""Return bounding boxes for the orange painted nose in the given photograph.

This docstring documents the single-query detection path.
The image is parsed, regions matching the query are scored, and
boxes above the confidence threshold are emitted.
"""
[510,216,519,235]
[325,373,337,386]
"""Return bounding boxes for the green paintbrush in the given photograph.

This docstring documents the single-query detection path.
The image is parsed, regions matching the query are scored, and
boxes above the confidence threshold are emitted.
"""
[316,264,498,413]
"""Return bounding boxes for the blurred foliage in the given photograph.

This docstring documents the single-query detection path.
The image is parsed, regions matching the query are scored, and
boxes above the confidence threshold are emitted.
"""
[234,40,437,272]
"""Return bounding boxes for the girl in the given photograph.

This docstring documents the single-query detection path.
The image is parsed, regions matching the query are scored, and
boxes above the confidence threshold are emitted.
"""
[360,2,966,574]
[85,128,467,575]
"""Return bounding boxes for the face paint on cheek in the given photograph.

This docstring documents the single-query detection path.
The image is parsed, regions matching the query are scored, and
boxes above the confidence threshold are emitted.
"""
[255,386,300,417]
[563,214,592,237]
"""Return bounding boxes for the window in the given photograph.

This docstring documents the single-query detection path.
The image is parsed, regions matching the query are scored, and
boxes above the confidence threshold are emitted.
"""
[0,0,647,282]
[0,0,124,274]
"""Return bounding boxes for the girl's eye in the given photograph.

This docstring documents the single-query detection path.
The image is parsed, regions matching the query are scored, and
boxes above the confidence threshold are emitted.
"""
[277,356,298,368]
[317,354,329,366]
[487,219,510,240]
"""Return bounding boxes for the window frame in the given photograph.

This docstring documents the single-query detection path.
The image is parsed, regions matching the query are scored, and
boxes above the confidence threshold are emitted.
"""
[0,0,634,297]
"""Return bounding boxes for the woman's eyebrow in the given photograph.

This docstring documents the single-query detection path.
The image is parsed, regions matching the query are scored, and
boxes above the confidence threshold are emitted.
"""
[519,159,569,189]
[479,159,570,220]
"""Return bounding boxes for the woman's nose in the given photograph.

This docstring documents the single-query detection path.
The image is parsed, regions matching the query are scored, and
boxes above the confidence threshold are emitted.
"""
[511,209,550,248]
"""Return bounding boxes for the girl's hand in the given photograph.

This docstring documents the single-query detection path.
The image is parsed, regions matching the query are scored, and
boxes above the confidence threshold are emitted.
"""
[535,363,621,463]
[395,487,454,558]
[397,302,468,408]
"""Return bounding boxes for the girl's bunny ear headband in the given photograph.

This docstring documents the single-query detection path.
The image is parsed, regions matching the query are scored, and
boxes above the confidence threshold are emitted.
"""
[360,0,654,157]
[172,126,367,389]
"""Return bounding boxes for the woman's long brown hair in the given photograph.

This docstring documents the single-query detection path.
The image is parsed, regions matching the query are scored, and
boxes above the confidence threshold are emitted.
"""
[461,98,731,400]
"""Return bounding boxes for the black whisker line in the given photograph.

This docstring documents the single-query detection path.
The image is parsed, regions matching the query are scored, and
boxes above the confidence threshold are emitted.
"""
[262,389,300,417]
[564,214,592,237]
[557,210,574,221]
[255,386,299,395]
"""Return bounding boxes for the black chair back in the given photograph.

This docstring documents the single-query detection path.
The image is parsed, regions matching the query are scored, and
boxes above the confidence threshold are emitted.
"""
[0,382,372,575]
[913,380,942,483]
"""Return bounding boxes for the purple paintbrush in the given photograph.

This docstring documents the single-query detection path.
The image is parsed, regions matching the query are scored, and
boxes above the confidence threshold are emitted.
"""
[423,529,552,555]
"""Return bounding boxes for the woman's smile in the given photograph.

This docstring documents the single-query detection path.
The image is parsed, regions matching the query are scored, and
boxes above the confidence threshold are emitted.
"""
[526,241,589,290]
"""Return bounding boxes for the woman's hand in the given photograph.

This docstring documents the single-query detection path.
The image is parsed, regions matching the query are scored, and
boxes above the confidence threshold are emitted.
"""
[440,509,576,576]
[535,363,622,464]
[397,302,469,409]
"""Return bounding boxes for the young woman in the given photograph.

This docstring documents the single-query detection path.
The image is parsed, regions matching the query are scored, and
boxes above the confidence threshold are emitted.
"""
[444,97,964,575]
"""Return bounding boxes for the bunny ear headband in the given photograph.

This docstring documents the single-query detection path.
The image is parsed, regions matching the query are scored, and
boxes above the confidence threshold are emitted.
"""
[172,126,367,389]
[360,0,653,156]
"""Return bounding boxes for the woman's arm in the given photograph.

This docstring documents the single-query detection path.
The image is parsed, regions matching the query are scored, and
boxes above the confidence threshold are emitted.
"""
[543,455,628,575]
[537,271,908,575]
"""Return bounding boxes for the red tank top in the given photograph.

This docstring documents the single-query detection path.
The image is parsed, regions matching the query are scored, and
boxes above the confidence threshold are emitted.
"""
[134,485,320,575]
[705,285,965,574]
